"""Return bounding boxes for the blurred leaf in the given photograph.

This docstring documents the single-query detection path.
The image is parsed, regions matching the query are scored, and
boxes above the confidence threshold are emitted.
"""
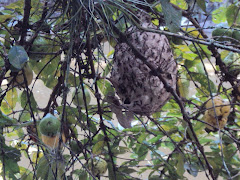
[0,110,17,126]
[98,79,115,96]
[92,141,105,155]
[19,111,31,122]
[72,169,88,180]
[196,0,206,13]
[0,15,14,23]
[184,162,198,177]
[8,46,28,70]
[5,88,18,109]
[36,156,65,180]
[161,0,182,33]
[170,0,188,10]
[177,78,190,98]
[0,145,21,179]
[223,144,237,160]
[226,5,240,27]
[177,153,185,177]
[20,167,33,180]
[29,40,60,88]
[212,7,227,24]
[0,58,5,67]
[4,33,11,49]
[190,72,217,94]
[183,27,203,38]
[20,90,37,112]
[112,146,129,155]
[1,101,12,114]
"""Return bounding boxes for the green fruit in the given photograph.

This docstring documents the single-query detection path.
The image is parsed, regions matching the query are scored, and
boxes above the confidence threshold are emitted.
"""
[88,157,107,176]
[28,37,50,61]
[73,86,91,108]
[36,156,65,180]
[212,28,232,41]
[232,30,240,43]
[69,140,82,154]
[39,113,60,137]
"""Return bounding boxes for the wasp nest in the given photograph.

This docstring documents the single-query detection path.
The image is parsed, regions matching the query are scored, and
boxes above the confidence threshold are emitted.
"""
[110,11,177,119]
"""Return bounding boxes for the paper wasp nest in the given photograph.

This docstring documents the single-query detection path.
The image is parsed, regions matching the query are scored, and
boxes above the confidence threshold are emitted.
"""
[111,11,177,117]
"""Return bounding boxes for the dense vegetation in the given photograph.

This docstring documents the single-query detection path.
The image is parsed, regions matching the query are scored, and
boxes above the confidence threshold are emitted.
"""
[0,0,240,179]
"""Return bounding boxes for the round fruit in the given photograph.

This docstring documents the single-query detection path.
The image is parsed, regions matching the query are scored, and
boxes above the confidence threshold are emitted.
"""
[212,28,232,42]
[73,86,91,108]
[41,133,66,149]
[39,113,61,137]
[88,157,107,176]
[69,140,82,154]
[203,110,228,131]
[205,96,230,118]
[7,64,33,88]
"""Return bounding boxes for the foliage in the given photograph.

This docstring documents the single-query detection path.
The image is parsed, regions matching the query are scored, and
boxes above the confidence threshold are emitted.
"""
[0,0,240,179]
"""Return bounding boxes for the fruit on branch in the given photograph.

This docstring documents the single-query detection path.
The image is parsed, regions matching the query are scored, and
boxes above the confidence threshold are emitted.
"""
[204,96,231,131]
[110,11,177,120]
[39,113,67,149]
[41,133,66,149]
[88,157,107,176]
[212,28,232,42]
[203,111,228,131]
[7,64,33,88]
[72,86,91,108]
[39,113,61,137]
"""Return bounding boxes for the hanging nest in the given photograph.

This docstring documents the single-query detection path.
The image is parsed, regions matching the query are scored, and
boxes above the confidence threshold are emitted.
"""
[110,11,177,124]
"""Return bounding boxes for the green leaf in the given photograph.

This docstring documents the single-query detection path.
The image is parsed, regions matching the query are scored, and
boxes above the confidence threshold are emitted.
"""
[92,141,105,155]
[0,15,14,23]
[177,77,190,98]
[0,110,17,126]
[8,46,28,70]
[212,7,227,24]
[72,169,88,180]
[0,145,21,179]
[176,153,185,177]
[223,144,237,160]
[160,0,182,33]
[20,167,34,180]
[184,162,198,177]
[196,0,206,13]
[190,72,217,94]
[19,111,31,122]
[0,58,5,67]
[226,4,240,27]
[36,156,65,180]
[29,39,60,88]
[0,101,12,114]
[98,79,115,96]
[5,88,18,109]
[20,90,38,112]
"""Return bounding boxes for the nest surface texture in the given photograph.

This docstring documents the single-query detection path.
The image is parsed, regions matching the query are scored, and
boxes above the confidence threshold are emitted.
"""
[111,12,177,116]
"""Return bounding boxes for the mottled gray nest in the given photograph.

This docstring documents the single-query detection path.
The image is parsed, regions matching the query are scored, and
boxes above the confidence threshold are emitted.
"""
[110,12,177,125]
